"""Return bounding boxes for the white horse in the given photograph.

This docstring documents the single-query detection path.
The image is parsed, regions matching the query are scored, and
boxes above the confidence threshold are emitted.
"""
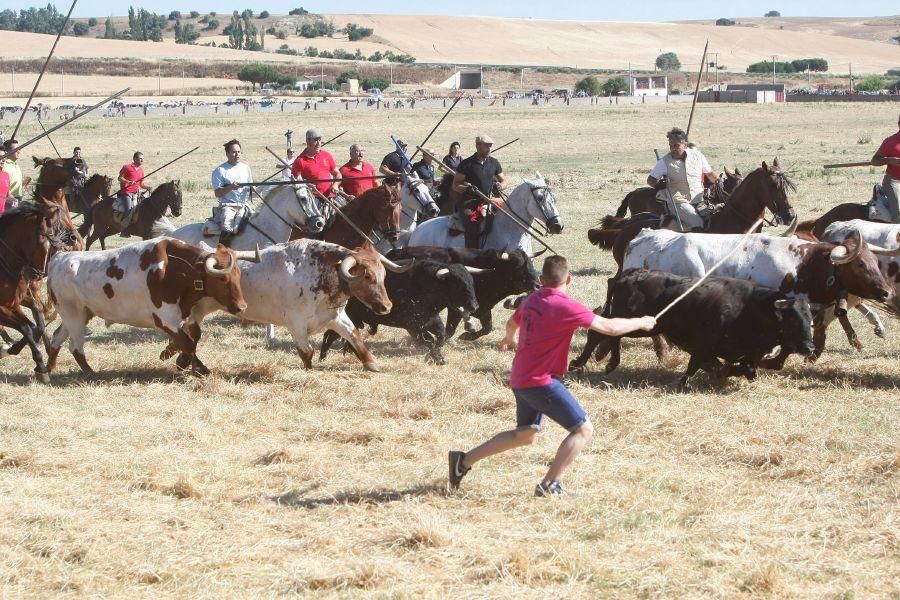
[406,172,563,253]
[171,183,325,250]
[376,173,440,253]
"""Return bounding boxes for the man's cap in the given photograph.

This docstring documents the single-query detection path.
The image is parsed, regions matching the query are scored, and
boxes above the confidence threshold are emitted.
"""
[306,128,322,140]
[475,133,495,145]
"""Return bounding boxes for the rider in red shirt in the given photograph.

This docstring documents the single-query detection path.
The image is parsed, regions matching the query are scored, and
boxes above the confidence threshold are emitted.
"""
[117,151,152,236]
[872,113,900,222]
[290,128,341,198]
[338,143,377,198]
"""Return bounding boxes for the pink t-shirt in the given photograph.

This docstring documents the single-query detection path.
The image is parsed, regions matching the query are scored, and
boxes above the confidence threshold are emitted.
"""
[509,287,596,389]
[877,131,900,179]
[0,170,10,213]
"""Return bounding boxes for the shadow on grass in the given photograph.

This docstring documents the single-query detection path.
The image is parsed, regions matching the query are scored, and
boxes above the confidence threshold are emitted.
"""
[269,481,445,509]
[571,266,613,278]
[790,363,900,390]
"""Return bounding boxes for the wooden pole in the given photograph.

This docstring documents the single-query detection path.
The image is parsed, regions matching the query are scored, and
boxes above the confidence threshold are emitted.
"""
[685,39,709,140]
[823,161,874,169]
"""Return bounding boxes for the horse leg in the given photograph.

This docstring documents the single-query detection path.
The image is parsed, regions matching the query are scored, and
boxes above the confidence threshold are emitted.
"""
[1,307,50,382]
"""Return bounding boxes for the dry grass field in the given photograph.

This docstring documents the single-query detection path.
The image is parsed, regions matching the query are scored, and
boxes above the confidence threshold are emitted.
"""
[1,101,898,597]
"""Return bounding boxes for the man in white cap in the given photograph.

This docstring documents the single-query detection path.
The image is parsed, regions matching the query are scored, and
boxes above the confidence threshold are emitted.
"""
[451,133,507,248]
[291,128,340,199]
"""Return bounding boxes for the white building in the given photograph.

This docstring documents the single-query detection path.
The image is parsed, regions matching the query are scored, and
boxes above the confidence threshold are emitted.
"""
[629,75,668,97]
[294,78,315,91]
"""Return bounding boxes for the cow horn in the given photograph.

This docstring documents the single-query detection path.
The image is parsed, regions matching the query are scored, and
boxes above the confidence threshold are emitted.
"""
[780,216,798,237]
[435,267,450,279]
[339,255,362,281]
[204,253,234,277]
[869,245,900,257]
[233,245,262,263]
[830,236,863,265]
[380,255,415,273]
[529,248,547,259]
[464,266,492,274]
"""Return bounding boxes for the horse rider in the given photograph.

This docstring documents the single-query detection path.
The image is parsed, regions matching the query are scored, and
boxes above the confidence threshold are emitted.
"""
[73,146,89,176]
[291,128,340,201]
[871,112,900,222]
[210,139,253,241]
[450,134,507,248]
[116,151,152,237]
[338,143,378,199]
[412,152,436,193]
[379,139,408,187]
[646,127,718,231]
[1,140,23,205]
[443,141,462,171]
[279,148,295,181]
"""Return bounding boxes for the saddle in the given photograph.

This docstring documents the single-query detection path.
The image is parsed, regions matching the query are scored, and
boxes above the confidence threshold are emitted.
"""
[867,184,895,223]
[202,203,251,238]
[112,193,144,230]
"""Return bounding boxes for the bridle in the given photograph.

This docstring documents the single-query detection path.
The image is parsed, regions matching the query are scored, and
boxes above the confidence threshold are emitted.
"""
[503,182,559,237]
[401,175,438,222]
[247,184,325,244]
[719,169,793,229]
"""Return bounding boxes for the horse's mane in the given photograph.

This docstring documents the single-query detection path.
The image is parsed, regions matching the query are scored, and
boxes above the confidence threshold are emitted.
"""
[139,181,179,219]
[85,173,107,186]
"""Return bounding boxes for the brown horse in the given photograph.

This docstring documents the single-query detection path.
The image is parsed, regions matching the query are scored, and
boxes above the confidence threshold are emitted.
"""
[66,174,113,216]
[611,167,744,220]
[796,203,874,240]
[0,202,81,382]
[292,184,402,249]
[79,181,183,250]
[32,156,84,209]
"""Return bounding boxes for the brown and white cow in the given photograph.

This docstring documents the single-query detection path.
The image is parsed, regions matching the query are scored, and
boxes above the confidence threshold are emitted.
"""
[623,228,895,362]
[47,237,260,376]
[160,239,407,372]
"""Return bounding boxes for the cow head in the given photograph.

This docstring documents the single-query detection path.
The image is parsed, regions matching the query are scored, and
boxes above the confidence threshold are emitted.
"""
[199,244,261,315]
[433,263,480,316]
[830,231,893,303]
[772,297,815,357]
[336,241,403,315]
[496,249,541,293]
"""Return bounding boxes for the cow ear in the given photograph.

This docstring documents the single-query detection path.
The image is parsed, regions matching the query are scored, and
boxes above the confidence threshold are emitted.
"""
[774,298,794,310]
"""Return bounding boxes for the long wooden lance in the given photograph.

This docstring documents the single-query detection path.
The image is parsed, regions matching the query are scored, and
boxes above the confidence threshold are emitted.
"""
[36,118,62,158]
[418,146,559,255]
[823,161,874,169]
[10,88,130,157]
[265,146,377,245]
[122,146,200,186]
[321,130,348,147]
[685,39,709,141]
[11,0,78,141]
[408,95,462,163]
[491,138,520,154]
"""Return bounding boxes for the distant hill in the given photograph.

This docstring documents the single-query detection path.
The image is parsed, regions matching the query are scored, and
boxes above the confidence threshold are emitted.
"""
[5,13,899,74]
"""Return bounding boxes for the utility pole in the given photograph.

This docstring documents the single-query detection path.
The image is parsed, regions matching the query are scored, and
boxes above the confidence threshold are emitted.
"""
[808,62,811,85]
[520,67,524,91]
[60,64,64,95]
[389,62,393,87]
[157,62,161,94]
[772,55,777,87]
[710,52,719,87]
[849,63,853,93]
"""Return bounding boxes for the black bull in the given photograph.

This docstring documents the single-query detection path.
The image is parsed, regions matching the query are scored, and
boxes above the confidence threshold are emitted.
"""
[569,270,816,389]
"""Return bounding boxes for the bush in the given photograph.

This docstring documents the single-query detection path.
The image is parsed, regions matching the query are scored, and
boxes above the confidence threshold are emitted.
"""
[747,60,794,74]
[168,10,180,20]
[574,75,602,96]
[209,11,216,16]
[764,10,780,17]
[655,52,681,71]
[337,70,362,84]
[205,18,219,30]
[715,18,735,26]
[304,46,318,57]
[289,7,310,15]
[367,51,383,62]
[189,10,199,18]
[275,30,286,39]
[363,76,389,91]
[88,17,97,26]
[602,76,628,96]
[259,10,269,18]
[856,75,886,92]
[298,18,335,38]
[344,22,373,41]
[72,22,89,35]
[319,50,333,58]
[790,58,828,72]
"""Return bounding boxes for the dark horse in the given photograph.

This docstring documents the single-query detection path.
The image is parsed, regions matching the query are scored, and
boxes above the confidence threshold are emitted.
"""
[66,174,113,216]
[32,156,84,210]
[291,184,402,248]
[0,202,81,382]
[611,167,744,220]
[79,181,183,250]
[588,159,798,365]
[796,189,886,240]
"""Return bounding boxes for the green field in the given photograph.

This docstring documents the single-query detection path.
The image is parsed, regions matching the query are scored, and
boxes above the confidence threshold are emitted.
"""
[1,102,898,597]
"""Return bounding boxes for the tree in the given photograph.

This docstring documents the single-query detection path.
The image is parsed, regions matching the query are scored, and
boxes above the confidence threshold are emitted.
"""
[168,10,180,20]
[237,62,282,90]
[856,75,886,92]
[259,10,270,18]
[747,60,794,74]
[337,70,362,84]
[790,58,828,72]
[103,17,117,39]
[362,77,389,91]
[72,22,89,35]
[655,52,681,71]
[88,17,97,26]
[764,10,780,17]
[289,7,309,15]
[174,20,200,44]
[205,19,219,31]
[602,76,628,96]
[575,75,602,96]
[344,22,373,41]
[189,11,200,18]
[304,46,318,57]
[227,11,244,48]
[715,18,735,26]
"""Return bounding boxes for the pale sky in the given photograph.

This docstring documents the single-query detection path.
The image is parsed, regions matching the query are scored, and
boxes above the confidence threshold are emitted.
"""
[1,0,894,21]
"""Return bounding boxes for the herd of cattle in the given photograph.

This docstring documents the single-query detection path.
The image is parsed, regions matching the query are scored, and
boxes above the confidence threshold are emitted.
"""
[2,161,899,390]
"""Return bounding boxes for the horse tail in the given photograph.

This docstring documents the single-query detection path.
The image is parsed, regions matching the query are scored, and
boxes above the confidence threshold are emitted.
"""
[601,214,628,229]
[78,204,94,239]
[614,192,633,218]
[587,225,621,249]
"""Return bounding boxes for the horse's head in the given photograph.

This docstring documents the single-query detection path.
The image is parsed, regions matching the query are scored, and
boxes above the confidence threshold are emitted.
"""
[286,183,325,233]
[721,166,744,195]
[33,156,81,195]
[166,180,183,217]
[374,184,403,241]
[517,171,564,234]
[755,158,796,226]
[401,172,440,219]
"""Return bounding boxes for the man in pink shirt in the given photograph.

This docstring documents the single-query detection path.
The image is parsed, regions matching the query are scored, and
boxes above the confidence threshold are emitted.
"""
[0,150,10,213]
[872,112,900,222]
[449,256,655,497]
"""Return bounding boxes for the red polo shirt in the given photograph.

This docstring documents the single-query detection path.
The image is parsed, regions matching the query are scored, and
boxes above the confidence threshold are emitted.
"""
[877,130,900,178]
[119,163,143,193]
[291,149,337,196]
[338,161,377,196]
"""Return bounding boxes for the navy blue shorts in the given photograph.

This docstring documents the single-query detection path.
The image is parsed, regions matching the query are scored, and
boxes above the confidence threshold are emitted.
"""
[513,378,588,433]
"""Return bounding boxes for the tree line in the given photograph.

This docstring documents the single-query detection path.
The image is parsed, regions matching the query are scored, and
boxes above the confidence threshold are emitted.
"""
[747,58,829,73]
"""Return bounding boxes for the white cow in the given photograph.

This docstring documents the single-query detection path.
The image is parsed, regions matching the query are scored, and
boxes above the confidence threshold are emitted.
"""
[46,238,260,377]
[159,240,413,373]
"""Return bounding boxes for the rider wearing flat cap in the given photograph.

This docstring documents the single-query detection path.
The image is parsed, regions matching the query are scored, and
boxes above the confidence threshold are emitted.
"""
[647,127,718,231]
[451,134,507,248]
